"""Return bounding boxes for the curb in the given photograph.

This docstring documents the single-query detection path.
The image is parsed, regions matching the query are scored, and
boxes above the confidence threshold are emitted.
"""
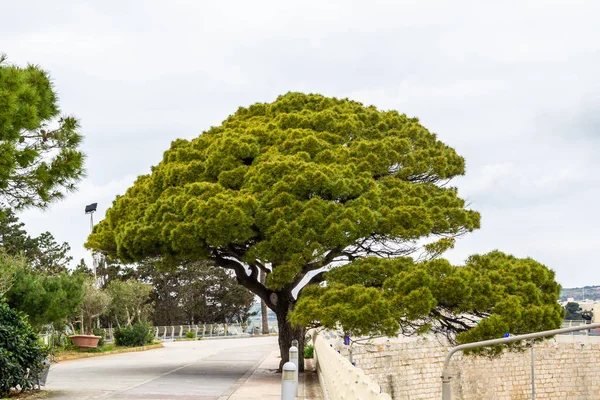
[216,349,274,400]
[54,343,164,362]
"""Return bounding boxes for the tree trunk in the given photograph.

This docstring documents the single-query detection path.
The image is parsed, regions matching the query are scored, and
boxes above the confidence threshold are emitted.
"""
[276,305,305,372]
[260,270,269,334]
[216,256,306,372]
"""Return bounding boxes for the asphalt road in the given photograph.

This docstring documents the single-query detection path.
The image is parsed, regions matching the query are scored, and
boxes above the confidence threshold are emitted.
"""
[46,336,278,400]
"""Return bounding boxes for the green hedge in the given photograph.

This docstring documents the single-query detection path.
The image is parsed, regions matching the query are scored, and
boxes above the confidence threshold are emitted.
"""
[304,344,314,359]
[114,323,154,347]
[0,300,48,397]
[93,328,106,347]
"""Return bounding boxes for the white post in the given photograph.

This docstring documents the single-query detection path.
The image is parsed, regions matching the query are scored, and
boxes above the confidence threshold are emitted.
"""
[441,368,452,400]
[531,340,535,400]
[281,361,296,400]
[289,345,299,396]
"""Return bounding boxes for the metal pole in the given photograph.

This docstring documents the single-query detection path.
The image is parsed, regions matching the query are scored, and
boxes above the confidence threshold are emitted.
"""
[531,340,535,400]
[441,322,600,400]
[442,368,452,400]
[281,362,296,400]
[89,211,98,284]
[289,345,299,396]
[349,346,353,364]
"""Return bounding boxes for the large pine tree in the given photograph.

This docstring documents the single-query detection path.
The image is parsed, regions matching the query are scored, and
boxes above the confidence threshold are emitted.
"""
[0,54,84,210]
[87,93,483,369]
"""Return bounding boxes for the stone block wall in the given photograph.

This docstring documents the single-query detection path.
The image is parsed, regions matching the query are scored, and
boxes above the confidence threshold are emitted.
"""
[336,337,600,399]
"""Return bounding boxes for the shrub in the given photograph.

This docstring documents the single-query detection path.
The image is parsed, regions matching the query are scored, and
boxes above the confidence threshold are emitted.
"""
[304,344,314,359]
[186,331,196,339]
[114,323,154,347]
[62,336,79,351]
[93,328,106,347]
[0,300,48,397]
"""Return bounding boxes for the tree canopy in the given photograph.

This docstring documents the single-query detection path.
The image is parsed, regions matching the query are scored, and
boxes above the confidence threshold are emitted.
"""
[136,260,255,325]
[79,281,110,334]
[564,302,582,320]
[0,249,84,329]
[88,92,480,291]
[0,250,23,297]
[0,210,83,329]
[0,209,72,274]
[87,92,482,367]
[290,251,563,354]
[0,55,84,210]
[106,279,153,328]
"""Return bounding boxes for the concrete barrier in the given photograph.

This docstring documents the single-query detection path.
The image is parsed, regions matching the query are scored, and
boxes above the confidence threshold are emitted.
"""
[311,330,391,400]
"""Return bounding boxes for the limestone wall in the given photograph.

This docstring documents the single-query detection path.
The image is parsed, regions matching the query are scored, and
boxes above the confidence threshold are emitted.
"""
[334,336,600,400]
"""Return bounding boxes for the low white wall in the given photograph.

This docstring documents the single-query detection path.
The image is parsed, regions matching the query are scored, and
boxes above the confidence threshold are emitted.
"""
[311,330,391,400]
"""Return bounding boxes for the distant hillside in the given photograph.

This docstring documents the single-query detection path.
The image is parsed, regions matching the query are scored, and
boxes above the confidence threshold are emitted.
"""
[560,286,600,302]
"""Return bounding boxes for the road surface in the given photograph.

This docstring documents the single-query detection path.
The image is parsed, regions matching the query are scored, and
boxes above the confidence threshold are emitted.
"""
[46,336,278,400]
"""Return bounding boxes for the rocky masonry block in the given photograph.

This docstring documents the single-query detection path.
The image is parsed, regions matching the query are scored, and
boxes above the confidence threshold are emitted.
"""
[337,338,600,399]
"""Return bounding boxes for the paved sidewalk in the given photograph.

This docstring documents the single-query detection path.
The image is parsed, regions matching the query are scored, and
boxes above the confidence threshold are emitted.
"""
[225,350,323,400]
[44,336,323,399]
[46,337,279,399]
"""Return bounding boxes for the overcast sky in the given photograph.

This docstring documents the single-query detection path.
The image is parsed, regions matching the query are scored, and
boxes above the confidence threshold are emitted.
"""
[2,0,599,289]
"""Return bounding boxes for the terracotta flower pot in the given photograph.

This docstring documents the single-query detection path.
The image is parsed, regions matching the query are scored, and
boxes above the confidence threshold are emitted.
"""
[69,334,102,349]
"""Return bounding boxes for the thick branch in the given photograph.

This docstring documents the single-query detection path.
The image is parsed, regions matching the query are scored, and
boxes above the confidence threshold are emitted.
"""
[430,308,475,333]
[303,248,343,273]
[214,254,272,307]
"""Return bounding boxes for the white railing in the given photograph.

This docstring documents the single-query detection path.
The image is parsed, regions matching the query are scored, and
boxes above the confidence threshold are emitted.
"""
[311,330,391,400]
[561,319,588,329]
[153,323,249,339]
[39,322,278,345]
[151,322,278,340]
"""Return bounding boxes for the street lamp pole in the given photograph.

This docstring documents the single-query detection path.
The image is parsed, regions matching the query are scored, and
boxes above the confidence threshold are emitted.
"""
[84,203,98,282]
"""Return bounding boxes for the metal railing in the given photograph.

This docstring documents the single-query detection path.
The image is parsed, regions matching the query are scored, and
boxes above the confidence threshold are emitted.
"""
[441,322,600,400]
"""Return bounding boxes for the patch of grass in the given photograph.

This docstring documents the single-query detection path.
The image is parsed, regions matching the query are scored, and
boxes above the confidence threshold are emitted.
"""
[53,343,118,356]
[52,342,163,361]
[2,389,50,399]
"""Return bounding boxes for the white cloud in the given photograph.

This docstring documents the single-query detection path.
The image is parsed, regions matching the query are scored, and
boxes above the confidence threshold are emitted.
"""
[3,0,600,288]
[17,175,138,269]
